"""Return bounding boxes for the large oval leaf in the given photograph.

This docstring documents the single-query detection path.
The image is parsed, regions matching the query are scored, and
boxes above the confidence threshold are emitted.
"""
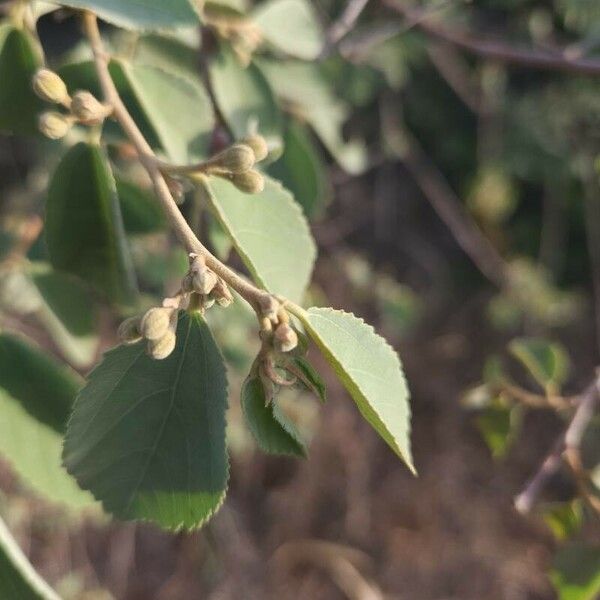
[45,142,137,305]
[0,516,60,600]
[200,175,316,303]
[294,307,414,471]
[241,376,306,457]
[210,47,283,155]
[252,0,323,60]
[63,313,229,530]
[53,0,200,31]
[0,333,93,508]
[0,27,44,135]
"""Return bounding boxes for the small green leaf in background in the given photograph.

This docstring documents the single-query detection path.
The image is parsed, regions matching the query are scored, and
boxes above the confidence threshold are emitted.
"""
[63,313,229,530]
[0,516,60,600]
[242,376,306,457]
[206,212,233,261]
[550,543,600,600]
[295,307,414,471]
[252,0,323,60]
[45,142,137,305]
[54,0,200,31]
[287,356,327,403]
[257,59,367,174]
[475,400,522,459]
[0,27,44,135]
[543,501,584,541]
[509,337,569,393]
[0,333,93,508]
[116,178,166,234]
[119,60,214,162]
[268,121,330,219]
[210,47,283,156]
[200,176,316,303]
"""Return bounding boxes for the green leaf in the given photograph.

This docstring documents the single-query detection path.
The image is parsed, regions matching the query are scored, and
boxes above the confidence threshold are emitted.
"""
[476,401,522,459]
[543,501,584,541]
[118,60,214,162]
[0,27,44,135]
[116,178,166,234]
[252,0,323,60]
[63,312,229,530]
[53,0,200,31]
[295,307,413,471]
[45,142,137,305]
[286,356,327,403]
[269,121,330,219]
[200,176,316,303]
[0,333,93,508]
[0,516,60,600]
[30,265,99,368]
[210,47,283,156]
[509,337,569,392]
[241,376,306,457]
[551,543,600,600]
[257,59,367,174]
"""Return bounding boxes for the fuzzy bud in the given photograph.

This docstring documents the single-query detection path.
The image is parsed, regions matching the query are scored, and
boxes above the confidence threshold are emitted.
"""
[273,323,298,353]
[191,269,218,295]
[32,69,70,106]
[71,90,110,124]
[147,331,176,360]
[38,111,73,139]
[230,169,264,194]
[259,295,279,321]
[211,278,233,307]
[140,307,173,341]
[117,316,143,345]
[210,143,255,174]
[241,134,268,162]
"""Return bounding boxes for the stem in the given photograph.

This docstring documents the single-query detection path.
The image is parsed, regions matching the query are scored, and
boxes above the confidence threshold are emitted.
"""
[81,12,270,313]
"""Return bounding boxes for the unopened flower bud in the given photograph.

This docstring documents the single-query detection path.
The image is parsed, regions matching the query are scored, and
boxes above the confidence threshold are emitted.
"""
[71,90,110,124]
[192,268,218,295]
[241,134,268,162]
[274,323,298,353]
[140,307,173,341]
[38,111,73,139]
[117,316,142,345]
[259,295,279,321]
[32,69,70,106]
[230,169,264,194]
[211,278,233,307]
[210,143,255,174]
[147,331,176,360]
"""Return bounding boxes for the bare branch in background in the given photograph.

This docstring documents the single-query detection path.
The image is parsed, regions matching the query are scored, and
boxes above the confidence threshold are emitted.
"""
[320,0,371,59]
[514,373,600,514]
[383,0,600,77]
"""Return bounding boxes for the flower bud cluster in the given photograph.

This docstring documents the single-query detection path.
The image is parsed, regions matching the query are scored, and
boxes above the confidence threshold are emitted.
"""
[205,135,268,194]
[33,69,113,140]
[182,253,234,314]
[118,305,178,360]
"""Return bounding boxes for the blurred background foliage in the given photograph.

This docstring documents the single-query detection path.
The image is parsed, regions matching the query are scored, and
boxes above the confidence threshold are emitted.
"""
[0,0,599,597]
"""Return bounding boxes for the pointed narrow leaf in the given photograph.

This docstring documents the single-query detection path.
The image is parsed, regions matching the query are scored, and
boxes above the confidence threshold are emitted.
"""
[0,28,44,135]
[63,313,229,530]
[509,337,569,391]
[0,516,60,600]
[210,47,283,154]
[0,333,93,508]
[53,0,200,31]
[241,377,306,457]
[45,142,137,304]
[200,176,315,303]
[296,307,414,471]
[119,60,214,162]
[252,0,323,60]
[287,356,327,403]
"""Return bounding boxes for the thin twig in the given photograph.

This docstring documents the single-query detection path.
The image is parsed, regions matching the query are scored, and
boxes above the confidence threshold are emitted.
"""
[384,0,600,77]
[81,12,270,314]
[319,0,371,59]
[514,373,600,514]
